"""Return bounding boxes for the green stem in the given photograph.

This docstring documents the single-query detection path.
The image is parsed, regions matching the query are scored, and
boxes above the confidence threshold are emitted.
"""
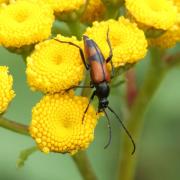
[51,21,72,37]
[67,21,86,40]
[0,116,97,179]
[118,48,167,180]
[102,0,124,19]
[71,74,97,180]
[0,116,29,136]
[104,5,120,19]
[17,146,38,168]
[72,151,97,180]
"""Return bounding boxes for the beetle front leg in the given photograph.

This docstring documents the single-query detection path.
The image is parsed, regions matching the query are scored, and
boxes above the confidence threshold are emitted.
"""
[54,39,89,70]
[105,27,115,79]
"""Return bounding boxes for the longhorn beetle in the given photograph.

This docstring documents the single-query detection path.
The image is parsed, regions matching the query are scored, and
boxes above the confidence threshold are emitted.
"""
[54,28,136,154]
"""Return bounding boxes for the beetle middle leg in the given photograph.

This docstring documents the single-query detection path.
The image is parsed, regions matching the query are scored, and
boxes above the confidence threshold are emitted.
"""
[65,84,94,92]
[82,91,96,123]
[105,27,115,79]
[54,39,89,70]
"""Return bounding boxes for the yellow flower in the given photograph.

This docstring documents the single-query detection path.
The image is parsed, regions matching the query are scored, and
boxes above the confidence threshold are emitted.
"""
[41,0,84,13]
[0,66,15,114]
[125,0,177,30]
[0,1,54,48]
[172,0,180,39]
[148,0,180,48]
[148,24,180,48]
[0,0,8,4]
[172,0,180,12]
[26,35,84,93]
[30,92,98,154]
[84,17,147,67]
[81,0,106,23]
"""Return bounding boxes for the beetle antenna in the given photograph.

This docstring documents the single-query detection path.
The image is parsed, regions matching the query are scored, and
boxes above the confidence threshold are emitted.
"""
[103,109,112,149]
[107,106,136,155]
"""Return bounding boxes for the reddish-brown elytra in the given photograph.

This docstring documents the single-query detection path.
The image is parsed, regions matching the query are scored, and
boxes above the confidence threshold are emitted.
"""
[83,35,111,84]
[54,28,136,155]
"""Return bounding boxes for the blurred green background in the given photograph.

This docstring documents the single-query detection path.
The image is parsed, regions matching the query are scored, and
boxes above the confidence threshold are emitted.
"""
[0,44,180,180]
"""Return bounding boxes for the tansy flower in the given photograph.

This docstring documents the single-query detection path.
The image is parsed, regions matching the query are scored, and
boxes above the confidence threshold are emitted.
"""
[81,0,106,23]
[0,0,12,5]
[0,1,54,48]
[0,0,8,4]
[148,0,180,48]
[30,92,98,154]
[125,0,177,30]
[40,0,84,13]
[84,17,147,67]
[26,35,84,93]
[172,0,180,12]
[172,0,180,39]
[0,66,15,114]
[148,24,180,48]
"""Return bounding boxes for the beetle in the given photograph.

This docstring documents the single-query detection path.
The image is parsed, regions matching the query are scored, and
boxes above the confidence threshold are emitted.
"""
[54,29,136,154]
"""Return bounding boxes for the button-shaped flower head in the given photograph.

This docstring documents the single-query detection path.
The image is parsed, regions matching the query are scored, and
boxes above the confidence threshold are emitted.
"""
[148,25,180,48]
[81,0,106,23]
[172,0,180,41]
[125,0,177,30]
[26,35,84,93]
[41,0,84,13]
[148,0,180,48]
[0,0,8,4]
[0,1,54,48]
[84,17,147,67]
[30,92,98,154]
[0,66,15,114]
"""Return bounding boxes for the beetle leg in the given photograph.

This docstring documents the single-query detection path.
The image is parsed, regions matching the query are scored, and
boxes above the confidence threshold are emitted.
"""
[105,27,115,79]
[82,91,96,123]
[65,85,94,92]
[54,39,89,70]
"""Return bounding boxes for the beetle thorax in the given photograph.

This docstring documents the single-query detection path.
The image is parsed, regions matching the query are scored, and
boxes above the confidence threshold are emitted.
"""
[95,82,110,110]
[95,82,109,97]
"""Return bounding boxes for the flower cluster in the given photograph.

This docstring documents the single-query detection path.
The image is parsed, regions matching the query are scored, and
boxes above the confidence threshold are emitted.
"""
[40,0,85,13]
[30,92,97,154]
[81,0,106,23]
[0,0,179,155]
[0,66,15,114]
[125,0,179,48]
[147,0,180,48]
[84,17,147,67]
[125,0,177,30]
[0,1,54,48]
[0,0,8,4]
[26,35,84,93]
